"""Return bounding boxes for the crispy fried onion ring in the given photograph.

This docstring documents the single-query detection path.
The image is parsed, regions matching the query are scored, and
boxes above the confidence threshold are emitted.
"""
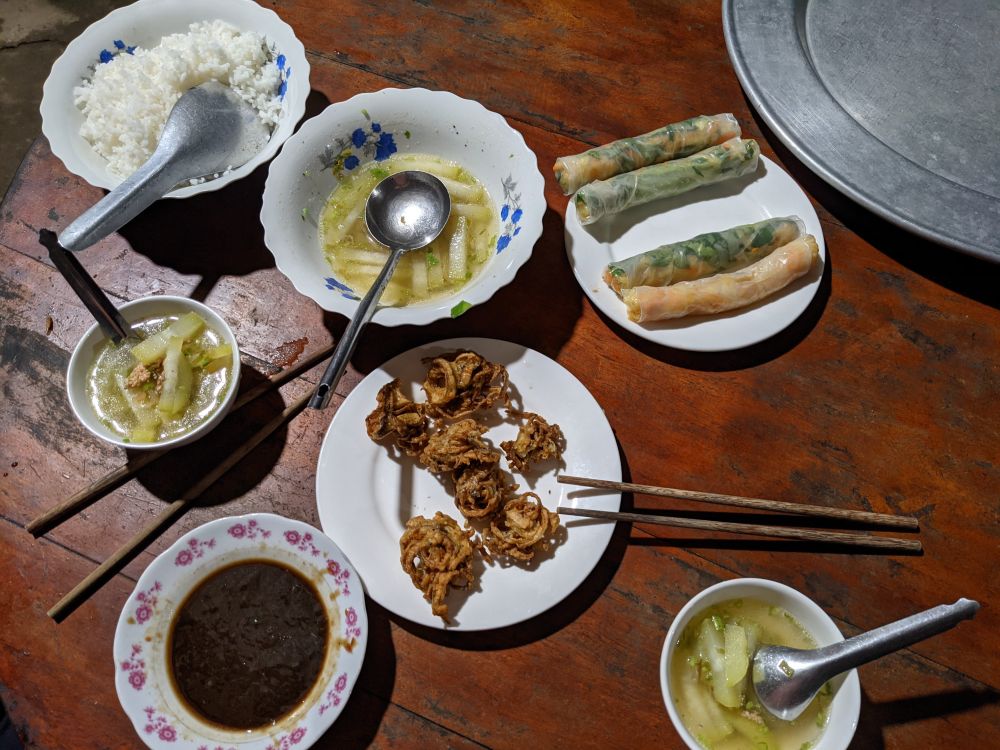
[365,379,429,456]
[399,512,476,621]
[501,412,565,472]
[422,351,509,418]
[484,492,560,561]
[419,418,499,473]
[452,460,508,520]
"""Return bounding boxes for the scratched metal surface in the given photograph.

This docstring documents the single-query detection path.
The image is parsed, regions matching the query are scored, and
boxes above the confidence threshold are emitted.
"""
[723,0,1000,261]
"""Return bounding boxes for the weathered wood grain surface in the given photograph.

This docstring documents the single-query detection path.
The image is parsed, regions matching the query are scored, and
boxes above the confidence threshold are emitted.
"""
[1,1,998,748]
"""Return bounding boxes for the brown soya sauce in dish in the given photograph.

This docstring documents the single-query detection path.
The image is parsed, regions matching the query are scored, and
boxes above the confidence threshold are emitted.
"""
[168,560,329,730]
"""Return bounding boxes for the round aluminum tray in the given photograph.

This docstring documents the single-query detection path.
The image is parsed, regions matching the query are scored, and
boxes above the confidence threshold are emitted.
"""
[723,0,1000,261]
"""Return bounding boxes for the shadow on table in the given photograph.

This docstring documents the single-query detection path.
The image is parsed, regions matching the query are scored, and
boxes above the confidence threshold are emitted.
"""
[117,88,332,302]
[744,97,1000,312]
[851,686,1000,748]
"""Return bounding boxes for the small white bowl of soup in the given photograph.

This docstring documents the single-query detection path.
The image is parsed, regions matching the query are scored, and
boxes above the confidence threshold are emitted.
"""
[260,87,545,326]
[66,295,240,450]
[660,578,861,750]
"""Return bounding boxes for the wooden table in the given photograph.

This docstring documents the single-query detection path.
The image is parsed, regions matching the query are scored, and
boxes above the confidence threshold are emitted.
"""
[1,1,998,747]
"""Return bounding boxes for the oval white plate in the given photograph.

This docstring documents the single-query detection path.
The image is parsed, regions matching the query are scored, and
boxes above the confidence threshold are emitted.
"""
[315,337,621,631]
[564,155,826,352]
[113,513,367,749]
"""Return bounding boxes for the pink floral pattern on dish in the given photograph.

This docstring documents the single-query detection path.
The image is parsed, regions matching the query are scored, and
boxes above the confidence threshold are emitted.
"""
[143,707,179,743]
[326,558,352,597]
[174,537,216,566]
[283,529,322,557]
[264,726,307,750]
[121,643,147,691]
[115,513,367,750]
[133,581,162,624]
[227,518,271,541]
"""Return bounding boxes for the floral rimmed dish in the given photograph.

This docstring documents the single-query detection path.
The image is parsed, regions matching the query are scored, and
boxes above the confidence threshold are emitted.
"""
[113,513,368,750]
[260,87,545,326]
[40,0,310,198]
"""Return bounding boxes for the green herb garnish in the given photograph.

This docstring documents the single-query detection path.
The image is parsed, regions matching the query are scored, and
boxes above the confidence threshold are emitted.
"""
[450,300,472,318]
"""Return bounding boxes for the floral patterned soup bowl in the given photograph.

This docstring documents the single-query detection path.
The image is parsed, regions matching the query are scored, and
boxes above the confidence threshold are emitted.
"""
[113,513,368,750]
[260,87,546,327]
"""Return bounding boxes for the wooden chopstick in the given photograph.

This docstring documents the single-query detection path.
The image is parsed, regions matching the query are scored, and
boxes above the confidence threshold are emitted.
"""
[27,343,335,537]
[48,390,313,623]
[558,507,922,552]
[558,475,919,530]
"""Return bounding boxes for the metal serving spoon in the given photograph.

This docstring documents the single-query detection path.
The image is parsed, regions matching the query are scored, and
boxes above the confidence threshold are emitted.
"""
[309,171,451,409]
[752,598,979,721]
[58,80,270,252]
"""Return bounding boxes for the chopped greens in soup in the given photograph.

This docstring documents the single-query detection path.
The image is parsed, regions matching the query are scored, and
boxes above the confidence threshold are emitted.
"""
[670,598,832,750]
[319,153,498,306]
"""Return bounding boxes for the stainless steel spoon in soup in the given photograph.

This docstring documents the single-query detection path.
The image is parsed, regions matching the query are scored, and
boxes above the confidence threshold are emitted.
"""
[57,81,270,252]
[309,171,452,409]
[753,597,979,721]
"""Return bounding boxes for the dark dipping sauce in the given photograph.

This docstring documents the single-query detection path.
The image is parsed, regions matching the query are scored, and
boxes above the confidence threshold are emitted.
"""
[169,560,329,730]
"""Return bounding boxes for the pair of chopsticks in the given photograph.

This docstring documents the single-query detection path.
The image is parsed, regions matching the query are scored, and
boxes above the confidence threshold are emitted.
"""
[30,343,337,622]
[557,476,921,552]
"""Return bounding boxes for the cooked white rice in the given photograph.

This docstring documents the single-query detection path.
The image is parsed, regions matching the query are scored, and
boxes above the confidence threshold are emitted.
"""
[74,20,282,178]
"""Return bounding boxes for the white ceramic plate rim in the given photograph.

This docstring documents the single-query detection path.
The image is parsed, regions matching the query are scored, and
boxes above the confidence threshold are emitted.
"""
[564,155,826,352]
[40,0,310,198]
[260,87,545,327]
[659,577,861,750]
[113,512,368,750]
[315,337,621,631]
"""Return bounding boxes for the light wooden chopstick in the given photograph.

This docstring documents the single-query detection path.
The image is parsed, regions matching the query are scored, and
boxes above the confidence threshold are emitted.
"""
[557,475,919,530]
[27,343,336,537]
[48,391,313,623]
[558,506,922,552]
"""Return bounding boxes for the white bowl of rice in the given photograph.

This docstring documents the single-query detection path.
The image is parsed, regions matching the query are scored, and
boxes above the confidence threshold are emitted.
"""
[260,87,545,327]
[41,0,309,198]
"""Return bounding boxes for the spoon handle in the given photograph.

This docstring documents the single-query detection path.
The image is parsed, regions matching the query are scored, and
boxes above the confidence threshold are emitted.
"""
[309,247,407,409]
[39,229,131,343]
[813,598,979,676]
[59,149,179,252]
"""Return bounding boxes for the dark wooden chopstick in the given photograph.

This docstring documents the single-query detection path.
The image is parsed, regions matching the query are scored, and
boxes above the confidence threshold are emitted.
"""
[558,507,922,552]
[48,391,313,622]
[557,475,919,530]
[27,343,336,537]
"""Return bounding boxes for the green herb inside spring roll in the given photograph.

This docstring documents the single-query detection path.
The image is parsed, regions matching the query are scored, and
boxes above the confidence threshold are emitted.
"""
[574,138,761,225]
[603,216,804,295]
[553,114,740,195]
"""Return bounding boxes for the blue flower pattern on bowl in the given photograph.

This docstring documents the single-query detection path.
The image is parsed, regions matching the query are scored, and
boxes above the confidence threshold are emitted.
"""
[497,175,522,253]
[319,110,398,179]
[274,51,291,100]
[317,111,525,300]
[98,39,135,64]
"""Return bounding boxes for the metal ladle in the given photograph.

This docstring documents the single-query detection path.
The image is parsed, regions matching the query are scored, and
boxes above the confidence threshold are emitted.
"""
[752,598,980,721]
[58,80,270,252]
[309,170,451,409]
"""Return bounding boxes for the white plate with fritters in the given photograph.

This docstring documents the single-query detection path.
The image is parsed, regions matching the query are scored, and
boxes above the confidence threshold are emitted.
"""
[315,337,621,630]
[564,155,825,352]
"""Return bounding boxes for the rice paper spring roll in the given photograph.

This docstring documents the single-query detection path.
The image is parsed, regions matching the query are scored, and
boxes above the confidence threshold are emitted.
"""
[553,114,740,195]
[622,234,819,323]
[575,138,760,225]
[603,216,804,295]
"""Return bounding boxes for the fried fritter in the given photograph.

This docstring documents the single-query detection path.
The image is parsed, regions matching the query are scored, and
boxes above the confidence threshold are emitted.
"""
[399,512,477,622]
[419,418,499,473]
[422,351,509,418]
[501,412,565,472]
[365,379,429,456]
[452,460,508,520]
[484,492,560,561]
